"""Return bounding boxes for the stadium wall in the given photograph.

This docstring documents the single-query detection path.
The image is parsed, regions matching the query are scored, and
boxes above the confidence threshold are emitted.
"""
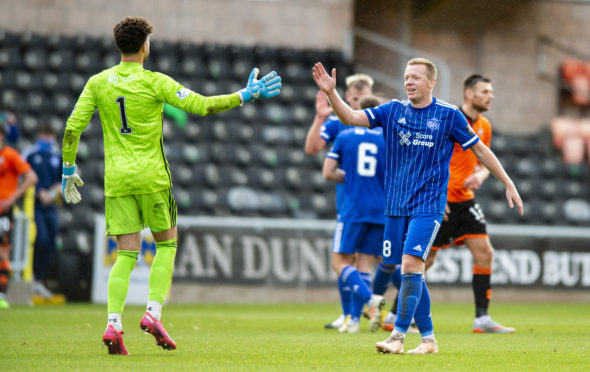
[0,0,353,50]
[354,0,590,134]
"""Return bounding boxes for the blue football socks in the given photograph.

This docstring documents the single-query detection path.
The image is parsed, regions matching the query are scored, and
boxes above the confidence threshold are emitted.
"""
[392,265,402,289]
[351,272,372,322]
[394,273,423,333]
[414,277,434,337]
[338,276,352,317]
[341,265,372,304]
[372,262,395,295]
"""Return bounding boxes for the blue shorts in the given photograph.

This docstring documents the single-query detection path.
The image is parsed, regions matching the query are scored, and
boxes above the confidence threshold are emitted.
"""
[332,221,384,256]
[382,214,443,265]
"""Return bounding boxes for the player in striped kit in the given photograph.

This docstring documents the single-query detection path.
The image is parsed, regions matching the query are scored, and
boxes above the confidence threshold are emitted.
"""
[313,58,523,354]
[62,16,281,355]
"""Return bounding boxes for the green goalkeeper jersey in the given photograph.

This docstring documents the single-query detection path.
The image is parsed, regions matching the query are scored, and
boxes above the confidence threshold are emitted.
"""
[63,61,241,197]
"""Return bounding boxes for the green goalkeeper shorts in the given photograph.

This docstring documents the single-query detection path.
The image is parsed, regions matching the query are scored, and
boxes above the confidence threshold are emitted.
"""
[105,189,177,236]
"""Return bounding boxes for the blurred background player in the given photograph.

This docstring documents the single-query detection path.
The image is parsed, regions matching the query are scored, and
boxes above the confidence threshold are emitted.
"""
[0,124,38,309]
[425,74,515,333]
[313,58,523,355]
[304,74,376,330]
[0,109,20,147]
[61,16,281,355]
[323,95,386,333]
[22,124,63,299]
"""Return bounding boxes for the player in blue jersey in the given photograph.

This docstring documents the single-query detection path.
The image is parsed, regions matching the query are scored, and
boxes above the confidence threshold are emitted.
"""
[323,95,387,333]
[304,74,381,330]
[313,58,523,354]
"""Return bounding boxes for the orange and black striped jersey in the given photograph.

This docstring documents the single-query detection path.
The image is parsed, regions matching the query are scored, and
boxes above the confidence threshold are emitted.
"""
[446,111,492,203]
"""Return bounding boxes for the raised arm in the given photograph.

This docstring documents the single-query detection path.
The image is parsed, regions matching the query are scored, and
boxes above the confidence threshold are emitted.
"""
[304,91,332,155]
[312,63,369,127]
[322,157,345,183]
[469,141,523,215]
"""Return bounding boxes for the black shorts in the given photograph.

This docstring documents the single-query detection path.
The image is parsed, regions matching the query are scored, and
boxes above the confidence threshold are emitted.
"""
[432,199,488,249]
[0,208,13,248]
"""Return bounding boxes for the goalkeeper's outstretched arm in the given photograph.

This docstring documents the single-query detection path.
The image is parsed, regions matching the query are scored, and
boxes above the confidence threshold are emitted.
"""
[158,67,281,116]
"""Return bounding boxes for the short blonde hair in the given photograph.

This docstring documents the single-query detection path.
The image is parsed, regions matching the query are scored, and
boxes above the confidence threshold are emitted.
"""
[407,58,437,80]
[345,73,374,91]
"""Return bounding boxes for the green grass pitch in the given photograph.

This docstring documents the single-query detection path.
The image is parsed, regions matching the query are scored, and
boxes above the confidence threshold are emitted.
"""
[1,302,588,371]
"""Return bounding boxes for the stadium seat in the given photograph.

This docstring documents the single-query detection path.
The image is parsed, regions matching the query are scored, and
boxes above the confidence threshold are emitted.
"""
[53,92,74,115]
[227,186,261,212]
[514,158,539,179]
[23,48,47,70]
[563,198,590,224]
[0,30,19,47]
[172,165,195,188]
[48,49,74,71]
[564,180,588,199]
[262,126,292,145]
[227,166,249,186]
[207,59,231,80]
[19,32,45,49]
[0,69,17,89]
[0,47,22,69]
[251,167,276,190]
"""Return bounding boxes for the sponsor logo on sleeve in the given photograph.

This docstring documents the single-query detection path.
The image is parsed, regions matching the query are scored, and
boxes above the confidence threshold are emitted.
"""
[176,88,192,99]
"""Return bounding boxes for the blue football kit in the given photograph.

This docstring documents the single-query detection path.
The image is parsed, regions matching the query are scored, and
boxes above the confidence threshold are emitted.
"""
[327,127,385,257]
[364,96,479,337]
[364,97,479,265]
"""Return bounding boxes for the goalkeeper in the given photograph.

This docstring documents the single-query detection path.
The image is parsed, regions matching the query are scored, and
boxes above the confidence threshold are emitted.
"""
[62,16,281,355]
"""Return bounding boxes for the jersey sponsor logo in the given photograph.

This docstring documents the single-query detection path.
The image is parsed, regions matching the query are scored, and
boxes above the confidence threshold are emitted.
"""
[398,117,407,124]
[427,118,441,130]
[399,131,411,145]
[399,131,434,148]
[108,75,119,84]
[413,132,434,147]
[176,88,192,99]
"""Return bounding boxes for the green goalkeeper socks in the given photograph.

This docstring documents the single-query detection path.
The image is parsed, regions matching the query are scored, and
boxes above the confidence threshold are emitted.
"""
[148,238,177,304]
[107,250,139,314]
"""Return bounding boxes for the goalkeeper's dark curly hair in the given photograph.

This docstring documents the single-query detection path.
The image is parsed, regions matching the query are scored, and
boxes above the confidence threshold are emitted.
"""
[113,16,153,54]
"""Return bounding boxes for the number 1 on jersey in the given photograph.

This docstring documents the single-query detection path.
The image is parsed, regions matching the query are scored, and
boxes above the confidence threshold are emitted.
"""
[116,96,132,134]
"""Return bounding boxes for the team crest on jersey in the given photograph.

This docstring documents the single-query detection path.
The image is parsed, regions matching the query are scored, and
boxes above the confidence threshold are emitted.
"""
[426,118,440,130]
[176,88,192,99]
